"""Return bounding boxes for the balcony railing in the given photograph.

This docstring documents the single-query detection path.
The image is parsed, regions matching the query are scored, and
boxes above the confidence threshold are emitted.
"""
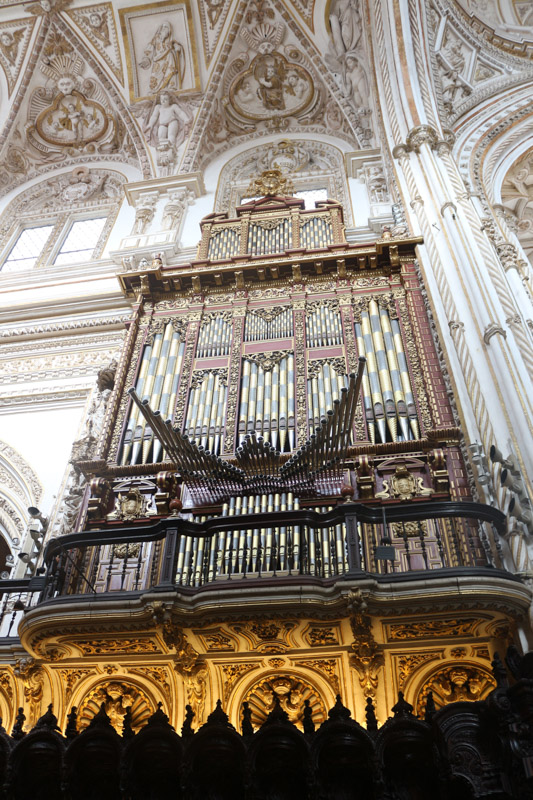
[30,500,507,602]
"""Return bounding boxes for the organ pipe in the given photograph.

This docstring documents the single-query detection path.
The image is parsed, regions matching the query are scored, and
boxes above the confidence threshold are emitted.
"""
[238,355,294,451]
[120,322,185,466]
[355,300,419,443]
[184,371,227,455]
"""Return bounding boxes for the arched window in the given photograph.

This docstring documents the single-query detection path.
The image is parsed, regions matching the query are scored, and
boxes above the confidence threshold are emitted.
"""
[0,167,125,272]
[214,139,353,225]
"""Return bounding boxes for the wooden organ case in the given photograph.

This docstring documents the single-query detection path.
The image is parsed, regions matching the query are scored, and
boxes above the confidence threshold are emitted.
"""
[74,187,488,592]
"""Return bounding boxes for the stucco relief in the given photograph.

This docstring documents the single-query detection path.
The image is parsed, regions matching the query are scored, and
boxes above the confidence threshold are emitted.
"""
[187,0,365,172]
[227,52,314,123]
[223,12,320,132]
[67,3,124,85]
[123,2,200,173]
[324,0,373,143]
[500,149,533,268]
[120,2,200,101]
[25,34,120,158]
[0,18,34,96]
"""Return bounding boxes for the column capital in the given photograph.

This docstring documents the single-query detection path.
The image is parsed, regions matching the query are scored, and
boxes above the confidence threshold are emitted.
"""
[394,126,456,159]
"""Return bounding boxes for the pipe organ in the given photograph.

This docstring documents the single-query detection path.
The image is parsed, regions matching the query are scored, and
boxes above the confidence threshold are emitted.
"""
[24,174,515,750]
[90,184,471,564]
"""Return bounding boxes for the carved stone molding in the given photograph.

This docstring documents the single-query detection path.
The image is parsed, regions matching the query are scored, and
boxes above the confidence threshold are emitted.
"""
[483,322,507,344]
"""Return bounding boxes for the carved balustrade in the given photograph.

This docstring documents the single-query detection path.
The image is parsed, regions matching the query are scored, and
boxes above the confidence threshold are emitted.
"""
[32,500,506,601]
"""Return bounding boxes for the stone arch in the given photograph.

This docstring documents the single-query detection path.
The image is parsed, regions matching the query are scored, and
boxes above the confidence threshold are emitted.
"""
[0,440,42,572]
[410,660,496,718]
[212,137,354,225]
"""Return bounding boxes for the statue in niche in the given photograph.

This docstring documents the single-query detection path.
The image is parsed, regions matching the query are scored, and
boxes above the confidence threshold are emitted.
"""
[147,90,192,148]
[329,0,361,57]
[139,21,185,94]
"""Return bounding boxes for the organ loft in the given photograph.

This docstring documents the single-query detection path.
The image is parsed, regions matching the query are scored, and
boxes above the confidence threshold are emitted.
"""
[0,170,531,798]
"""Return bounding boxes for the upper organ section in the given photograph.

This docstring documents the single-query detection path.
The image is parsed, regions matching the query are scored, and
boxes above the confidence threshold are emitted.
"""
[199,195,343,261]
[79,191,470,525]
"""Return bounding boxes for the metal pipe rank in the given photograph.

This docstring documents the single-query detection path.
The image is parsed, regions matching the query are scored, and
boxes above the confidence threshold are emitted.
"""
[120,323,185,466]
[184,371,228,455]
[284,358,366,482]
[196,313,232,358]
[238,355,294,452]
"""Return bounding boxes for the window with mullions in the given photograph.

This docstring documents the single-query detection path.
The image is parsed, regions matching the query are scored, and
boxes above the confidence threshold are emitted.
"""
[53,217,107,266]
[1,225,55,272]
[1,216,108,272]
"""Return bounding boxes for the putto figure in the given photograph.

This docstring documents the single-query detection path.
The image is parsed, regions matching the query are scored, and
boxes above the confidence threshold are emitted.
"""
[139,21,185,94]
[147,90,192,148]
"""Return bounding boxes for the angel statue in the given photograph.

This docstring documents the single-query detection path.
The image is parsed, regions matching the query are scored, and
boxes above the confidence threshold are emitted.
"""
[131,90,193,150]
[139,21,185,94]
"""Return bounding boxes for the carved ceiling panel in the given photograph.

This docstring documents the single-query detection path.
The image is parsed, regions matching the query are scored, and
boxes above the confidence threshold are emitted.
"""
[429,1,533,126]
[0,20,147,196]
[500,147,533,266]
[183,0,374,174]
[67,3,124,85]
[0,17,35,96]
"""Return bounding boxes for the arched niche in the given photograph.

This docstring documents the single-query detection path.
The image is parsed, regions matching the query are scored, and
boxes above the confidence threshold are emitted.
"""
[499,147,533,267]
[0,440,42,575]
[211,137,354,226]
[411,661,496,718]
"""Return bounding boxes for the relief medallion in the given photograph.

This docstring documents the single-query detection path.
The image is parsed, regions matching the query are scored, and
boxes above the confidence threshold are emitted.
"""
[35,88,109,147]
[227,52,314,122]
